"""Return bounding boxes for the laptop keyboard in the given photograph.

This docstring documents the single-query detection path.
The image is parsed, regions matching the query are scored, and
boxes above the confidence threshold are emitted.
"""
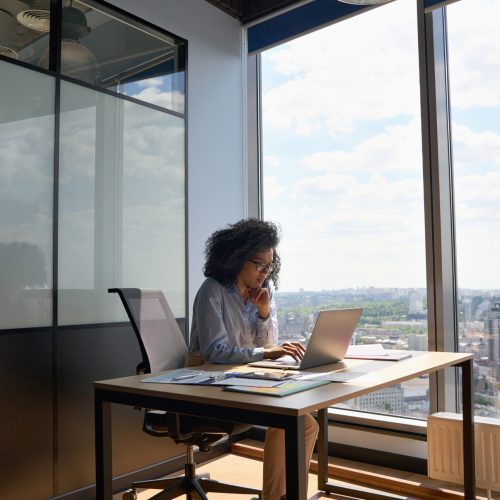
[275,355,299,366]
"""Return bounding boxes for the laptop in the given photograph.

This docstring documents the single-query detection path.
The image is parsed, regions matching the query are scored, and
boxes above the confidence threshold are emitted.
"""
[249,308,363,370]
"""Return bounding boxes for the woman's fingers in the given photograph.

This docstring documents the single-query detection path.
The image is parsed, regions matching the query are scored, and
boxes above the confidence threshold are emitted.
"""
[281,342,306,360]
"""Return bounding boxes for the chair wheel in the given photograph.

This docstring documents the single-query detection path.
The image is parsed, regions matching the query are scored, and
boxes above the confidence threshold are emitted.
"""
[122,489,137,500]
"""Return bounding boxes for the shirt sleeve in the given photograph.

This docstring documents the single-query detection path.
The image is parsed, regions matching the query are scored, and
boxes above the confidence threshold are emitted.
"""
[192,281,267,364]
[254,283,279,348]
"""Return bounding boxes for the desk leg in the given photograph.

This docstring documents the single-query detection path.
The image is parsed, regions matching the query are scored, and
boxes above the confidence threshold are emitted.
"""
[95,391,112,500]
[317,409,328,491]
[461,359,475,500]
[285,415,307,500]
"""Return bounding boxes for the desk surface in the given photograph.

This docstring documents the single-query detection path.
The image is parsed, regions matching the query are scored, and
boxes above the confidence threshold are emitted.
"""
[94,351,472,417]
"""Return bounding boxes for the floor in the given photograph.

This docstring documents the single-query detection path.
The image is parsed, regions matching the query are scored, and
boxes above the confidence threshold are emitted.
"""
[113,440,497,500]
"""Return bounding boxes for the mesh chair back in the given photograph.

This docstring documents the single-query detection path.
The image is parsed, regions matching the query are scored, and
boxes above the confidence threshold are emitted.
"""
[109,288,187,373]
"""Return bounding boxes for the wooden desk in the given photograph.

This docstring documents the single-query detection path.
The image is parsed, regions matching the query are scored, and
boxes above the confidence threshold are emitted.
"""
[94,351,475,500]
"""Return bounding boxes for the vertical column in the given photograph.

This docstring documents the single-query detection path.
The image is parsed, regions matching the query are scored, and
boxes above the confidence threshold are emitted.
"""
[417,1,459,413]
[317,409,328,491]
[461,359,475,499]
[285,414,307,500]
[94,390,112,500]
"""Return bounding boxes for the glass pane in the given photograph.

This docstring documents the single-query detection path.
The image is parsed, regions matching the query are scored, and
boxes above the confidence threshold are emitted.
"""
[58,80,185,325]
[0,0,51,68]
[57,0,185,113]
[0,59,53,329]
[448,0,500,419]
[262,0,428,417]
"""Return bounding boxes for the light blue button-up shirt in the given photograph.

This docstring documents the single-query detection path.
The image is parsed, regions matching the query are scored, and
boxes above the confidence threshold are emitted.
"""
[188,277,279,364]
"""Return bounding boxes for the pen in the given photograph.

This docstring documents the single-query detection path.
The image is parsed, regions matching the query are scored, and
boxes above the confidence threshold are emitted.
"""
[173,372,202,380]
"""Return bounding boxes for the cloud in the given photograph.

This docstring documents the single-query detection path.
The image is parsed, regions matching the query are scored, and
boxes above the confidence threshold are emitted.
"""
[452,123,500,167]
[264,154,281,168]
[263,176,285,200]
[136,77,163,88]
[447,0,500,110]
[303,119,422,174]
[130,88,185,113]
[262,0,421,137]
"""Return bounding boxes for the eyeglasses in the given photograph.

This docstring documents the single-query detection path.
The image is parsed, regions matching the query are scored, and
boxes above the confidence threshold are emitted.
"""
[248,259,274,274]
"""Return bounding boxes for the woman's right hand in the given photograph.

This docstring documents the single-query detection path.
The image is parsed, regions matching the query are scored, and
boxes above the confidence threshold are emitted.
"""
[263,342,306,361]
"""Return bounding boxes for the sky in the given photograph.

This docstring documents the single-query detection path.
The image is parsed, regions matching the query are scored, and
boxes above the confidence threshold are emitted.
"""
[261,0,500,292]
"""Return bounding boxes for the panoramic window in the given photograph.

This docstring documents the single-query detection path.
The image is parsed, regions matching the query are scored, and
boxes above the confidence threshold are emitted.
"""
[262,0,428,417]
[447,0,500,419]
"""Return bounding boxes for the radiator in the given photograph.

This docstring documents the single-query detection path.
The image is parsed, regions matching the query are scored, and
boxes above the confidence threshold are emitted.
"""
[427,412,500,495]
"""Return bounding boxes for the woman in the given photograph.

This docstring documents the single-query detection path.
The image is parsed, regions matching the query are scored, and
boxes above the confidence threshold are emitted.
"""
[186,218,318,500]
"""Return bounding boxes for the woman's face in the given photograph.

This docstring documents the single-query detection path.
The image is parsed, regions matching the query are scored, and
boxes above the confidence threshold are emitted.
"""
[236,248,274,289]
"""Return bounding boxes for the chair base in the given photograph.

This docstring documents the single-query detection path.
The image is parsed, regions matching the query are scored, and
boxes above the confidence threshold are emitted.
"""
[123,468,261,500]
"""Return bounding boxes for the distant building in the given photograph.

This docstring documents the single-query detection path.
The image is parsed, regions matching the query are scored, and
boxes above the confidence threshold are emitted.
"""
[407,334,427,351]
[350,385,404,414]
[485,303,500,374]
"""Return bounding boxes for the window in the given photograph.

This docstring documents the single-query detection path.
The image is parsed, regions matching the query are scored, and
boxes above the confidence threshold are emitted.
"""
[447,0,500,418]
[262,0,429,417]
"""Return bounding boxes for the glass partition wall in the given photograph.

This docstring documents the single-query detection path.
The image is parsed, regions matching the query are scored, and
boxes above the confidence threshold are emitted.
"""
[0,1,186,328]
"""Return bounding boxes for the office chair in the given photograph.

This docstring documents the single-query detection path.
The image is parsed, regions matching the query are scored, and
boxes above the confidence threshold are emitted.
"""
[109,288,261,500]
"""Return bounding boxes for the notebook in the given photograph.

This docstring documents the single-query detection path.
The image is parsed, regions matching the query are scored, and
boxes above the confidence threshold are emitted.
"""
[249,307,363,370]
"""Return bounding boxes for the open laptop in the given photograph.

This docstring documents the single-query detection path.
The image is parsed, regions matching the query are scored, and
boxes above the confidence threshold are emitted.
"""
[249,308,363,370]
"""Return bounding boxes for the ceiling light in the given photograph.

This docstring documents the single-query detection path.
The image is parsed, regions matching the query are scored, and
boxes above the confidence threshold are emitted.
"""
[0,45,18,59]
[16,9,50,32]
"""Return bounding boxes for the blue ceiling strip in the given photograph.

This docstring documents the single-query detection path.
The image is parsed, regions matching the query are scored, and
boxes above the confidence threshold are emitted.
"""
[424,0,447,7]
[247,0,365,53]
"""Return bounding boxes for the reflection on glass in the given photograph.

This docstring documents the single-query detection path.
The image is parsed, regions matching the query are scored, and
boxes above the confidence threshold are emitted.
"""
[0,60,53,329]
[58,0,186,113]
[448,0,500,419]
[0,0,50,67]
[262,0,428,417]
[58,80,185,325]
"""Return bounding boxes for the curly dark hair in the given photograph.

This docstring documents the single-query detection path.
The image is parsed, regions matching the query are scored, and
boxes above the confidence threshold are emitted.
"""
[203,218,281,288]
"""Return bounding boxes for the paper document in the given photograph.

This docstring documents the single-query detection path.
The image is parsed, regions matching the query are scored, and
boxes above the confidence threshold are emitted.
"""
[295,371,370,383]
[141,368,229,384]
[345,344,412,361]
[223,379,330,397]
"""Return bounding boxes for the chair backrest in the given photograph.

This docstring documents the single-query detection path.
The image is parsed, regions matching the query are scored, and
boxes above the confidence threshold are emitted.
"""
[109,288,187,373]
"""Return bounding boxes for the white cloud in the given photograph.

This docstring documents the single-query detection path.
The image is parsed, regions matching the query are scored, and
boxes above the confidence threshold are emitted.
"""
[263,176,285,200]
[264,154,281,168]
[447,0,500,110]
[262,0,421,137]
[131,88,184,113]
[452,123,500,167]
[303,120,422,174]
[136,77,163,88]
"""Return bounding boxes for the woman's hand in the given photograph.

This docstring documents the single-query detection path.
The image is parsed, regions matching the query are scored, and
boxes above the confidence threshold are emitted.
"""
[263,342,306,361]
[247,287,271,319]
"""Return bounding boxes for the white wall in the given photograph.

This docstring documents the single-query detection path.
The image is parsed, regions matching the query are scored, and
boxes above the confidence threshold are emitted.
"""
[111,0,248,321]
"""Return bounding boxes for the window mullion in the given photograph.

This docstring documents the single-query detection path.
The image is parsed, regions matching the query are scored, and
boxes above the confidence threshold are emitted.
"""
[417,2,459,414]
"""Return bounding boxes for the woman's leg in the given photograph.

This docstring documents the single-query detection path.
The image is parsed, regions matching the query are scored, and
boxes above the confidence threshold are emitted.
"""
[262,413,319,499]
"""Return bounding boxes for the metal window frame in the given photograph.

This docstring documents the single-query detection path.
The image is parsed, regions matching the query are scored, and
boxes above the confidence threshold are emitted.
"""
[417,1,459,414]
